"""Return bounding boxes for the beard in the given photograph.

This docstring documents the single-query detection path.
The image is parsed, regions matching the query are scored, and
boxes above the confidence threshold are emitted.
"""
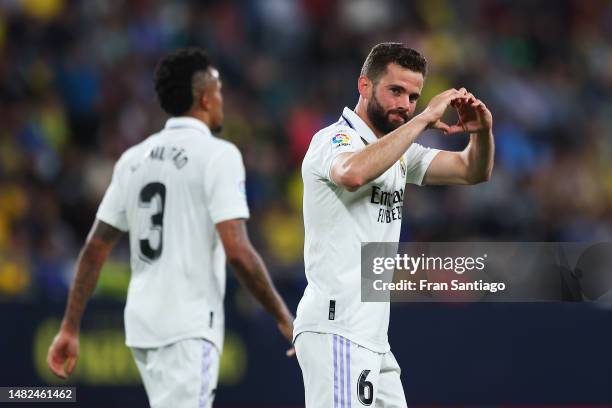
[366,92,410,135]
[210,116,223,133]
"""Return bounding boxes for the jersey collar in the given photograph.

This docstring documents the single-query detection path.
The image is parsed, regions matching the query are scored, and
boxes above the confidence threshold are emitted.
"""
[164,117,212,136]
[341,107,377,145]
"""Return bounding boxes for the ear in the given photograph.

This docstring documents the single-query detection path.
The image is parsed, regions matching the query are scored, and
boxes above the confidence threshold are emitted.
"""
[198,91,210,112]
[357,76,372,100]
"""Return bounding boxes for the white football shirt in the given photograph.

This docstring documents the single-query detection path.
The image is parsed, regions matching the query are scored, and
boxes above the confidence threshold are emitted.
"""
[96,117,249,350]
[294,107,439,353]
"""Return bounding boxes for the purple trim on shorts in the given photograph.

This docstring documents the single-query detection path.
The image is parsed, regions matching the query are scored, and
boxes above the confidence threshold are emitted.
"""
[198,341,212,408]
[339,337,345,408]
[333,335,338,408]
[346,339,351,408]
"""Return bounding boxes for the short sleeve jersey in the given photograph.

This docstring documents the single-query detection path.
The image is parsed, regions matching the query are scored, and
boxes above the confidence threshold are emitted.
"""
[293,107,439,352]
[97,117,249,350]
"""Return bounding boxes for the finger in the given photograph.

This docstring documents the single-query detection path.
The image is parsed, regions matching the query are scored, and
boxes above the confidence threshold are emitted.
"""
[446,88,464,97]
[66,356,77,375]
[445,124,468,135]
[454,105,467,124]
[453,98,469,107]
[470,100,489,116]
[432,120,451,133]
[47,347,66,378]
[450,95,467,107]
[48,356,67,379]
[52,367,67,379]
[449,95,465,106]
[441,88,457,99]
[456,94,476,106]
[478,101,489,112]
[286,347,296,358]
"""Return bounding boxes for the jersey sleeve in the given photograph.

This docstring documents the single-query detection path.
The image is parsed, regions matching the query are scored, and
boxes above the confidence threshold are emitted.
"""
[405,143,440,186]
[311,125,360,183]
[204,143,250,224]
[96,159,129,231]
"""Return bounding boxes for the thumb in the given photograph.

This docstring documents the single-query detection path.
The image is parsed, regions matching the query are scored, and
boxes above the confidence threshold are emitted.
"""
[286,347,296,358]
[430,120,450,133]
[445,124,467,135]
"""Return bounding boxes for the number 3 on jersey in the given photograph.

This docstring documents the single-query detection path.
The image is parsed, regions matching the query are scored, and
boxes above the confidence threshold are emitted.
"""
[138,182,166,262]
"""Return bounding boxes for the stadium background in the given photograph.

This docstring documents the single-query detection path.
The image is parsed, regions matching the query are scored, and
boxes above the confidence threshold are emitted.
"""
[1,0,612,406]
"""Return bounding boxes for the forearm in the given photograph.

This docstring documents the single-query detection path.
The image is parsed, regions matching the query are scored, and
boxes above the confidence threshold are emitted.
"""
[230,248,292,322]
[341,113,430,184]
[464,129,494,183]
[61,239,111,333]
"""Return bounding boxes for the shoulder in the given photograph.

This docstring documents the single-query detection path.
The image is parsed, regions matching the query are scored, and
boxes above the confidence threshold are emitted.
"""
[198,137,244,172]
[405,142,439,161]
[310,121,359,151]
[211,136,240,151]
[113,136,157,174]
[316,120,358,141]
[208,137,242,159]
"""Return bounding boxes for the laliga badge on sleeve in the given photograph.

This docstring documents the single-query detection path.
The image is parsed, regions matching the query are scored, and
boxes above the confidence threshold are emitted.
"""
[331,132,352,148]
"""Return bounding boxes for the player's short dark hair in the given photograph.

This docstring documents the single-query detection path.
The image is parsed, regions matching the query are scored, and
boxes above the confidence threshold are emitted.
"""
[360,43,427,84]
[154,47,212,116]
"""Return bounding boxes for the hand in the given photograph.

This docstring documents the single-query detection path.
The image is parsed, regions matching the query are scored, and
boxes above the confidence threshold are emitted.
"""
[446,93,493,135]
[277,316,296,357]
[420,88,468,132]
[47,329,79,379]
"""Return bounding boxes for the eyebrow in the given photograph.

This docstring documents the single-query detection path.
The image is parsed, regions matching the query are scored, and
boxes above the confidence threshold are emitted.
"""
[388,84,420,99]
[388,84,406,91]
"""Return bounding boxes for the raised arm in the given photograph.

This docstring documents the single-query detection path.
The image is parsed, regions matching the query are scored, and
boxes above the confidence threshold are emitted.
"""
[47,219,124,379]
[331,88,467,191]
[216,219,295,353]
[423,94,494,185]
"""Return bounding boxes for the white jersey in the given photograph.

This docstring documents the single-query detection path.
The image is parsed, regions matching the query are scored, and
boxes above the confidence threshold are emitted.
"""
[294,107,439,353]
[96,117,249,350]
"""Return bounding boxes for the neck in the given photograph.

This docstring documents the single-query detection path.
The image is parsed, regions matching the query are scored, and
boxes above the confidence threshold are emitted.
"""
[354,97,384,139]
[185,110,211,128]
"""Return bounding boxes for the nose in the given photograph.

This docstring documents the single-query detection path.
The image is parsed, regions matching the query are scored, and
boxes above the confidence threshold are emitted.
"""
[406,98,418,114]
[394,103,412,116]
[396,95,412,112]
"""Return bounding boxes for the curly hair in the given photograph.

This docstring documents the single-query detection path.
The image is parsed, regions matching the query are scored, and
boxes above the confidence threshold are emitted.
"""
[361,43,427,84]
[154,48,211,116]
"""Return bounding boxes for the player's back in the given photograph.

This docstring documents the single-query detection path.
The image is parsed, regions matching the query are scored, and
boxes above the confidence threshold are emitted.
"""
[99,117,249,350]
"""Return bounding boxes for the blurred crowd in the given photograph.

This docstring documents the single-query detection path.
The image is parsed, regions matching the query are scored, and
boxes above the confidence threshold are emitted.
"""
[1,0,611,302]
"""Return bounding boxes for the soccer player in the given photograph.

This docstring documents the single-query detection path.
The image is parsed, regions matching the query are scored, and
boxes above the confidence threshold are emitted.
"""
[293,43,494,407]
[47,48,294,408]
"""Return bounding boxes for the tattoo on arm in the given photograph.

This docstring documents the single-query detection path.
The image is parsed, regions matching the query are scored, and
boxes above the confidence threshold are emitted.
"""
[62,220,124,333]
[217,220,291,322]
[235,249,289,321]
[90,221,125,243]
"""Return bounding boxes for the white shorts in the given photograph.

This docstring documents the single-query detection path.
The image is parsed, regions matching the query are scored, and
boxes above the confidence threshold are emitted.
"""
[295,332,407,408]
[131,338,219,408]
